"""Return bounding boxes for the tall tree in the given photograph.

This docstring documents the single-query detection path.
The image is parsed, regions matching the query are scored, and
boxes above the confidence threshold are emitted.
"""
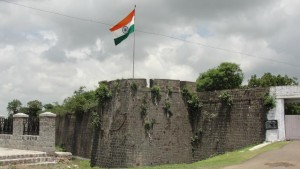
[43,103,54,110]
[63,86,97,116]
[27,100,43,117]
[248,73,298,87]
[196,62,244,91]
[7,99,22,115]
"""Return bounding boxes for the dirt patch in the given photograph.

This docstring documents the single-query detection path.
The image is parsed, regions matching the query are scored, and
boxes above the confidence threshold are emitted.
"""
[265,162,295,167]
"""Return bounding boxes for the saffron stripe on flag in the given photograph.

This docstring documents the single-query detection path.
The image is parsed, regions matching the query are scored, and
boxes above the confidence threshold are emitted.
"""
[110,10,135,32]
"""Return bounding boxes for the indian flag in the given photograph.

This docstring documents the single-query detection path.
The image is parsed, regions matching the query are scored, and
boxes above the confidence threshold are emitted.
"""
[110,9,135,45]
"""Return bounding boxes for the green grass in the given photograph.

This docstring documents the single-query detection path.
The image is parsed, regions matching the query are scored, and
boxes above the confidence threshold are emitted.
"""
[21,141,288,169]
[72,159,101,169]
[132,141,288,169]
[55,146,66,152]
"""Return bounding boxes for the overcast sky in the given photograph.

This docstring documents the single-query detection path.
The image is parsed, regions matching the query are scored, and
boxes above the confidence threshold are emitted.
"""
[1,0,299,116]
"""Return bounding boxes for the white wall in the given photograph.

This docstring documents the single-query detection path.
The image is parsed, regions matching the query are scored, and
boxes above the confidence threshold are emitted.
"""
[266,86,300,142]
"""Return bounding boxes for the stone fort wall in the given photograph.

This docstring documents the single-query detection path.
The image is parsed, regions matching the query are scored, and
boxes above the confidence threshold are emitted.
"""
[55,79,268,167]
[86,79,268,168]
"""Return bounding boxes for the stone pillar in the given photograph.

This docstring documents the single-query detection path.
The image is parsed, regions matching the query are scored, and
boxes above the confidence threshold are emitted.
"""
[39,112,56,154]
[13,113,29,136]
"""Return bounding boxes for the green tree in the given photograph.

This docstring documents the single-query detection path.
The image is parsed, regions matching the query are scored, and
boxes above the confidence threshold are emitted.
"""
[43,103,54,110]
[49,102,67,115]
[285,103,300,115]
[248,73,298,87]
[95,82,112,106]
[196,62,244,91]
[63,86,97,116]
[7,99,22,115]
[27,100,43,117]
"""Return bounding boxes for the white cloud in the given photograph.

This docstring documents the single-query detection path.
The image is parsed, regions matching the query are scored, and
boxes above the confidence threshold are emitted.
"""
[65,47,91,60]
[0,0,299,116]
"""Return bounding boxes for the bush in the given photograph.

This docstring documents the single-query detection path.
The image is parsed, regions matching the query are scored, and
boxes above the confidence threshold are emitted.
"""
[263,95,276,110]
[151,85,161,105]
[95,82,112,106]
[219,91,233,107]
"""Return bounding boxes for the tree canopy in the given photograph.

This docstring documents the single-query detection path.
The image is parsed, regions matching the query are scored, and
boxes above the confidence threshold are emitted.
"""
[5,84,106,117]
[27,100,43,117]
[7,99,22,115]
[285,103,300,115]
[196,62,244,91]
[63,86,97,116]
[248,73,298,87]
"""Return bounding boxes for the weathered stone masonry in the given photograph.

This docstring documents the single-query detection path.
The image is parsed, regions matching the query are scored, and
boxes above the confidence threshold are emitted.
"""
[88,79,268,168]
[55,111,94,158]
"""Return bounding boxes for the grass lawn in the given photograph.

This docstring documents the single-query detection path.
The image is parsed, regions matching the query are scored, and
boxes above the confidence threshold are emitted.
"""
[7,141,288,169]
[134,141,288,169]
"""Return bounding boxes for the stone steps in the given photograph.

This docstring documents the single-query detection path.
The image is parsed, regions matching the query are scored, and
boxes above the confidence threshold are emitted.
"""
[0,152,56,166]
[0,152,47,160]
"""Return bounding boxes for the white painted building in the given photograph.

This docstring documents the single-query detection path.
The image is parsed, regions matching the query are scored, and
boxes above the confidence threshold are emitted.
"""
[266,86,300,142]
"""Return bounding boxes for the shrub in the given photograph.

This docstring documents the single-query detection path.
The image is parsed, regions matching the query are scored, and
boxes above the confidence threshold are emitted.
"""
[95,82,112,106]
[264,94,276,110]
[163,100,172,117]
[151,85,161,105]
[219,91,233,107]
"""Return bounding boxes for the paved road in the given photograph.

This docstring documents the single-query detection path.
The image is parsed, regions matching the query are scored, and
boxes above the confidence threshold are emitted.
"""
[223,141,300,169]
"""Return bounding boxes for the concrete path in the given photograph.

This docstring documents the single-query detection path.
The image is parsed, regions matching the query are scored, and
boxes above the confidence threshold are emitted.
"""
[223,141,300,169]
[0,147,45,157]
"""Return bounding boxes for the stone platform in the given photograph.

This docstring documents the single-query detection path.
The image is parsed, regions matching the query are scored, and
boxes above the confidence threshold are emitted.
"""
[0,147,56,167]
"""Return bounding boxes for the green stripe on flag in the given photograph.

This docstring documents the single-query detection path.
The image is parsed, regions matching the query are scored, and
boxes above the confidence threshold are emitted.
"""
[114,25,135,45]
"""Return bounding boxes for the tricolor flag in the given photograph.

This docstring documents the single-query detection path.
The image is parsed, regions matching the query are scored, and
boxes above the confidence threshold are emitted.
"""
[110,9,135,45]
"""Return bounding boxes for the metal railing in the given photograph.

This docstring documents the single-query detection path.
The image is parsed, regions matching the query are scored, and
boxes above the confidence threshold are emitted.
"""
[0,117,13,134]
[23,116,39,135]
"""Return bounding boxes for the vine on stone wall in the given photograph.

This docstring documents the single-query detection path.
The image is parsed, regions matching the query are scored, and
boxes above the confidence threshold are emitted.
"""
[187,94,203,113]
[144,119,155,133]
[95,82,112,106]
[90,111,101,128]
[92,82,112,129]
[181,86,204,154]
[140,94,148,119]
[219,91,233,107]
[191,127,203,156]
[191,127,203,146]
[151,85,161,105]
[162,100,172,118]
[112,79,121,94]
[182,86,202,112]
[144,118,155,141]
[202,111,218,122]
[263,94,276,110]
[181,86,203,133]
[166,86,173,98]
[130,81,138,96]
[139,93,155,141]
[181,86,202,118]
[181,86,191,102]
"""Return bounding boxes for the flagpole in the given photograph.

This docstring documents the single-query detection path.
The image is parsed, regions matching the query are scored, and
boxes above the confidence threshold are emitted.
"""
[132,5,136,79]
